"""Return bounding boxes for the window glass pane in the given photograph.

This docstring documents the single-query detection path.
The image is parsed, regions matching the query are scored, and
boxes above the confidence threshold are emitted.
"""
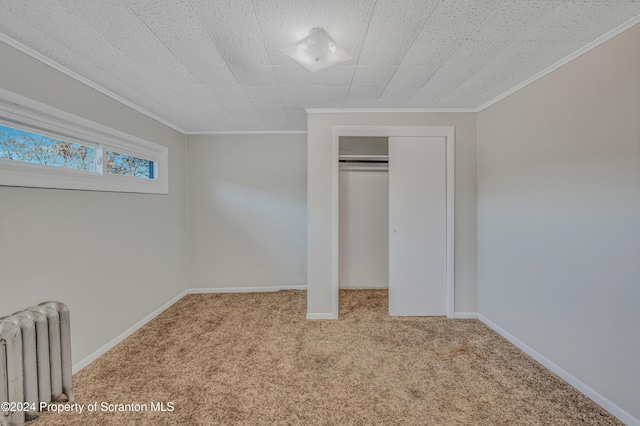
[106,150,155,179]
[0,124,95,171]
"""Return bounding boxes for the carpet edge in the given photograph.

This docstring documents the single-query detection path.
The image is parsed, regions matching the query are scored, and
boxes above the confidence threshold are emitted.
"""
[478,314,639,426]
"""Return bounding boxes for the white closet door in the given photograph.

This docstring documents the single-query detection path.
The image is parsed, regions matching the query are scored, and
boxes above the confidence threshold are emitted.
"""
[339,169,389,288]
[388,136,446,316]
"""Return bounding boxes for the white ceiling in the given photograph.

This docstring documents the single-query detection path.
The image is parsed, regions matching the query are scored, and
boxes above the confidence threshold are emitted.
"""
[0,0,639,133]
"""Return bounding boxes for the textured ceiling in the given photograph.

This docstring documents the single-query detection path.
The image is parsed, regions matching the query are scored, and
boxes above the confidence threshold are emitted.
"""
[0,0,639,132]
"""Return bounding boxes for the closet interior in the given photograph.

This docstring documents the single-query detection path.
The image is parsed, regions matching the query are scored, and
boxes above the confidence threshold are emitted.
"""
[338,137,389,289]
[338,134,448,316]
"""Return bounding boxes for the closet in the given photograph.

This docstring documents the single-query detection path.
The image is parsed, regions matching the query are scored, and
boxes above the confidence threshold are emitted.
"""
[338,136,447,316]
[338,137,389,289]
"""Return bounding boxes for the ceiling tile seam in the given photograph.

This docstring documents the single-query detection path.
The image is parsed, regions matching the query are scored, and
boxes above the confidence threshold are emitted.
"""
[119,0,234,126]
[265,85,291,130]
[15,0,231,131]
[122,0,211,90]
[6,7,194,127]
[442,1,563,105]
[375,0,442,98]
[149,84,241,130]
[247,0,291,130]
[8,4,630,134]
[58,17,209,125]
[4,3,638,131]
[100,54,227,130]
[345,0,380,100]
[402,0,508,103]
[1,24,478,131]
[185,0,258,130]
[63,2,196,90]
[475,13,640,112]
[0,29,186,134]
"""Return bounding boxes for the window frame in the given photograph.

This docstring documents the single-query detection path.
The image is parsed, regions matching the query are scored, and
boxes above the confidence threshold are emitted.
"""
[0,90,168,194]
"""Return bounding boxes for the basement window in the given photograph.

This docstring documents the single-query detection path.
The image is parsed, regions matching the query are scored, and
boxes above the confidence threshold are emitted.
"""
[0,90,168,194]
[106,150,155,179]
[0,124,97,171]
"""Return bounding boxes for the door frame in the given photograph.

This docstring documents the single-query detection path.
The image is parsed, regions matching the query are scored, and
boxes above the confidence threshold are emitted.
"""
[331,125,455,318]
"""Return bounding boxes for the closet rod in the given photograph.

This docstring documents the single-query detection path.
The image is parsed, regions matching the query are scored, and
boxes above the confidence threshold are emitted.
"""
[338,154,388,163]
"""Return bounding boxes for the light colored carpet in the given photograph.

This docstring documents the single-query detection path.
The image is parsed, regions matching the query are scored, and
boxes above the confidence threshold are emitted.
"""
[31,290,620,425]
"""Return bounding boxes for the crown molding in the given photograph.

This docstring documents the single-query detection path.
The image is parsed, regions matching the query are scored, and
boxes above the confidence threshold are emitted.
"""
[0,32,185,134]
[186,130,308,135]
[476,14,640,112]
[305,108,477,113]
[3,13,639,131]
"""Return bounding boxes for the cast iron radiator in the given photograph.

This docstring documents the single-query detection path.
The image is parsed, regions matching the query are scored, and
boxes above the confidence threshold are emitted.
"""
[0,301,74,425]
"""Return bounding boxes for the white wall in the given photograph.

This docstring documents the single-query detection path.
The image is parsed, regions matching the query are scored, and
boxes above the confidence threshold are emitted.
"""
[477,24,640,421]
[187,134,307,289]
[339,169,389,288]
[0,40,188,364]
[307,112,477,316]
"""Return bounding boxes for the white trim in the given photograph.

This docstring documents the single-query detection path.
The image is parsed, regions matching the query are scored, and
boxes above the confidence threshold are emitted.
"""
[72,285,308,373]
[329,125,455,319]
[188,285,307,294]
[305,108,476,113]
[186,130,308,135]
[445,129,455,318]
[478,314,640,426]
[306,313,339,320]
[0,32,185,134]
[184,134,190,292]
[3,16,639,133]
[332,127,341,318]
[477,14,640,112]
[72,289,190,373]
[338,285,389,290]
[330,125,455,138]
[454,312,478,319]
[0,88,168,194]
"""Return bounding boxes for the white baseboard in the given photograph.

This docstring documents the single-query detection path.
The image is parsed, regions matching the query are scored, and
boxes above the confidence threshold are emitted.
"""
[72,289,189,373]
[73,285,307,373]
[453,312,478,319]
[478,314,639,426]
[306,313,339,320]
[338,285,389,290]
[188,285,307,294]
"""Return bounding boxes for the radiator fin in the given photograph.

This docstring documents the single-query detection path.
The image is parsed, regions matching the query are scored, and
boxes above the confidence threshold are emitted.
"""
[1,301,73,426]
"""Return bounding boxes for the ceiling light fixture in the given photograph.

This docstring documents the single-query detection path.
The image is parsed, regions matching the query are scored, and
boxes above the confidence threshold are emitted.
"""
[280,28,352,73]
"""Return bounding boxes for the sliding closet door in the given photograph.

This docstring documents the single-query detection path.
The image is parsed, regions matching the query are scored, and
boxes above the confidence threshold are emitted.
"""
[339,168,389,288]
[388,136,446,316]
